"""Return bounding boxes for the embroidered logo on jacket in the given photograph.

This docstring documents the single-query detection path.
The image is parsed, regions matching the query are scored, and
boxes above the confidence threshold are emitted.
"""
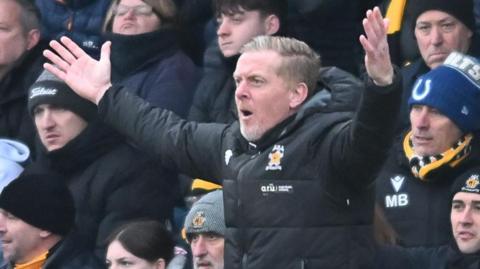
[265,145,284,171]
[390,175,405,192]
[225,149,233,165]
[260,183,294,196]
[385,175,409,208]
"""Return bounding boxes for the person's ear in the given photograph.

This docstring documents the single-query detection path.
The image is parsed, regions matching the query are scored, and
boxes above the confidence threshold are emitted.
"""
[154,258,166,269]
[26,29,40,50]
[289,82,308,109]
[264,14,280,35]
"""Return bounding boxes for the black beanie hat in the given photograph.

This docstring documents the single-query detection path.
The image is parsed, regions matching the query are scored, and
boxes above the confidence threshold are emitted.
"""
[28,70,97,121]
[450,166,480,199]
[412,0,475,32]
[0,173,75,236]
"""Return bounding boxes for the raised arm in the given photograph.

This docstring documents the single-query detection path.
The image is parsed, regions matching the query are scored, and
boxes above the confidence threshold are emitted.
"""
[43,36,112,104]
[359,7,393,86]
[327,7,401,190]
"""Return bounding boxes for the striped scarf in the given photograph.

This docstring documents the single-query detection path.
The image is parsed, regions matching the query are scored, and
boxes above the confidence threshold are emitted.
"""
[404,131,473,180]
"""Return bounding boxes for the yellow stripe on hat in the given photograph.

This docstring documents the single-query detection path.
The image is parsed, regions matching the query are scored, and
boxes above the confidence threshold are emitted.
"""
[191,179,222,191]
[386,0,407,34]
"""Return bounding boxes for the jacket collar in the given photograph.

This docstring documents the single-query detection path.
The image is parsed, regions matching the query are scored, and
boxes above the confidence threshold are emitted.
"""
[107,28,179,81]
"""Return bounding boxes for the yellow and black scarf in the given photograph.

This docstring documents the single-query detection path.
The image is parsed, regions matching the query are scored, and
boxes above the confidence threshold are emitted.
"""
[404,131,473,181]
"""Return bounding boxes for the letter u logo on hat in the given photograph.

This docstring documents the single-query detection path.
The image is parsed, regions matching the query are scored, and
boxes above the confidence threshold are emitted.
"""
[412,78,431,101]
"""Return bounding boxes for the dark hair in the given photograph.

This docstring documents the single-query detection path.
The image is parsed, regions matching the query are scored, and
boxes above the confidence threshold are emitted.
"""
[11,0,41,34]
[214,0,287,27]
[107,220,175,264]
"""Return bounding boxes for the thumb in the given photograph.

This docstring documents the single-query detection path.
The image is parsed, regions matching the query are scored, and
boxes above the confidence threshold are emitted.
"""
[100,41,111,63]
[383,18,390,32]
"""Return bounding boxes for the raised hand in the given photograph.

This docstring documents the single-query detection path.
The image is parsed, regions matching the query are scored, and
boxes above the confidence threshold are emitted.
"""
[43,36,112,105]
[359,7,393,86]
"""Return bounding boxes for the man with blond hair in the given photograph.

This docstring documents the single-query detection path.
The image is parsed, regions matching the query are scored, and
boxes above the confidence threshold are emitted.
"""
[43,7,400,268]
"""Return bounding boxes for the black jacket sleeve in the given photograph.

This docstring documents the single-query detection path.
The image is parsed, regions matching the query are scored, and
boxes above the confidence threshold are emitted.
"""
[98,87,225,183]
[328,69,402,190]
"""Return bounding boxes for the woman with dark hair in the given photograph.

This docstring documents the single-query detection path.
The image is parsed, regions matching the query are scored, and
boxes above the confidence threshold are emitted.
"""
[106,220,175,269]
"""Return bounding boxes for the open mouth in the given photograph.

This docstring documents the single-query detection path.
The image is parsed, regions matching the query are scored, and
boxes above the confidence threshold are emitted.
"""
[240,109,252,118]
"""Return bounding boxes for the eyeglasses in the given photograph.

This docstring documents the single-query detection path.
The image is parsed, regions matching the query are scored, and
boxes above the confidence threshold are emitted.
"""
[113,4,155,17]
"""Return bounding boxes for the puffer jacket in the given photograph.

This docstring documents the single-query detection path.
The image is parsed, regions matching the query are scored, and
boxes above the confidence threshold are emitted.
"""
[95,67,402,268]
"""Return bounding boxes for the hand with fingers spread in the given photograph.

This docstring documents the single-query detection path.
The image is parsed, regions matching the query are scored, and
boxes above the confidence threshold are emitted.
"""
[359,7,393,86]
[43,36,112,105]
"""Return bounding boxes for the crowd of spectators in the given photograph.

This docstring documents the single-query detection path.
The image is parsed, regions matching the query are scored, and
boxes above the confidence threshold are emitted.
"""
[1,0,480,268]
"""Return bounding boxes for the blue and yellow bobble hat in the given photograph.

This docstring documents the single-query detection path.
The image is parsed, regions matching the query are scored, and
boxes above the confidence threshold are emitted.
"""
[408,52,480,133]
[451,166,480,197]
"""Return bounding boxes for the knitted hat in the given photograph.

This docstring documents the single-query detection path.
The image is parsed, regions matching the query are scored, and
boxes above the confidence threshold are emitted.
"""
[451,166,480,197]
[184,190,225,237]
[0,173,75,236]
[411,0,474,32]
[28,69,97,121]
[0,139,30,192]
[408,52,480,133]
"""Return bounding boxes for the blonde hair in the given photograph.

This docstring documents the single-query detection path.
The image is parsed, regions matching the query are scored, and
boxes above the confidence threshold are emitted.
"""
[241,35,321,97]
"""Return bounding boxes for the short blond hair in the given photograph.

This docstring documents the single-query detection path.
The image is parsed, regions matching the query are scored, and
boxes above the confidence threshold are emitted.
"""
[241,36,321,98]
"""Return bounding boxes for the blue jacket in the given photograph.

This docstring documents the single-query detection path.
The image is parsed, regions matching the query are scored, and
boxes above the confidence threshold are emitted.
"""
[35,0,110,57]
[108,29,199,118]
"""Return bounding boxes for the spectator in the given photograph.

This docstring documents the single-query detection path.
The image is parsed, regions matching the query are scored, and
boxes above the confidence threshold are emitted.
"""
[0,139,30,267]
[183,190,224,269]
[26,69,178,261]
[103,0,199,117]
[376,52,480,247]
[376,166,480,269]
[394,0,480,129]
[106,220,175,269]
[0,172,103,268]
[188,0,286,123]
[0,0,44,154]
[43,8,400,268]
[35,0,110,57]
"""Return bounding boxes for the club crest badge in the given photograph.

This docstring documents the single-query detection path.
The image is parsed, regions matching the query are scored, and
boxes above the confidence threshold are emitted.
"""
[192,211,206,229]
[463,174,480,192]
[266,145,284,171]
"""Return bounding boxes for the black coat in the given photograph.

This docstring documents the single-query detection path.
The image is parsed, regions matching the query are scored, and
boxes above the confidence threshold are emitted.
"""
[376,136,480,247]
[1,236,105,269]
[0,42,45,154]
[376,244,480,269]
[188,42,238,123]
[28,120,178,260]
[95,68,401,268]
